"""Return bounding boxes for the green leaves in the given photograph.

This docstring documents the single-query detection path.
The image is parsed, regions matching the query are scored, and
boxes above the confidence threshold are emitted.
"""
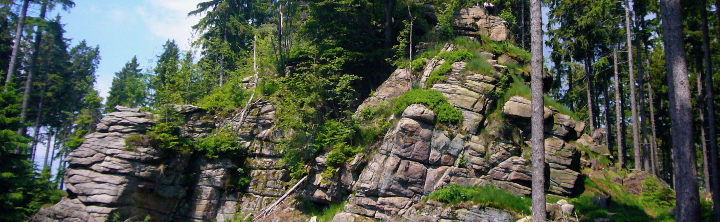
[106,57,150,111]
[392,89,463,124]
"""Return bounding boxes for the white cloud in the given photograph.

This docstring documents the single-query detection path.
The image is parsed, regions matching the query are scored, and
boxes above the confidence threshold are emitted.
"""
[138,0,202,51]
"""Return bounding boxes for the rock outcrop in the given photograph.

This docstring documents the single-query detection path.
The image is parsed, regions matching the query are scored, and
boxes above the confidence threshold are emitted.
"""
[454,6,511,41]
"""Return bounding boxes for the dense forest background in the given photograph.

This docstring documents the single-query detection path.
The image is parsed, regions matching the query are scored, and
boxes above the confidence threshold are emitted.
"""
[0,0,719,220]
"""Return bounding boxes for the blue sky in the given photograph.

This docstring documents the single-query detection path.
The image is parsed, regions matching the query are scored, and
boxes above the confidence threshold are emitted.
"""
[48,0,201,100]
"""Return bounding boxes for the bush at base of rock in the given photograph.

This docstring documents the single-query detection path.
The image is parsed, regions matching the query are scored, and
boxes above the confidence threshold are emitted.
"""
[427,184,531,215]
[392,89,463,124]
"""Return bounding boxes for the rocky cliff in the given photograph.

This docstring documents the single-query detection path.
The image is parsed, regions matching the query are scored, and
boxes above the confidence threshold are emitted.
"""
[34,6,608,222]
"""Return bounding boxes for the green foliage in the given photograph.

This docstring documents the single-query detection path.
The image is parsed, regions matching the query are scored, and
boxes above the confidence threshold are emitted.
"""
[478,35,530,62]
[198,78,250,114]
[428,184,531,215]
[298,200,347,222]
[0,90,64,220]
[392,89,463,124]
[434,0,474,40]
[426,62,451,87]
[411,58,426,72]
[144,108,192,154]
[106,57,150,111]
[196,131,241,158]
[425,49,473,87]
[565,171,676,221]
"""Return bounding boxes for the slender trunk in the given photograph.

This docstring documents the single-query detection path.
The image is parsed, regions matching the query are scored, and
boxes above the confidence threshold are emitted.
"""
[637,44,651,172]
[613,47,625,168]
[48,134,57,172]
[602,76,611,153]
[383,0,395,57]
[697,70,710,189]
[31,60,50,162]
[30,124,40,161]
[521,0,525,49]
[646,65,659,176]
[584,56,595,132]
[408,3,413,73]
[43,130,53,169]
[278,2,285,77]
[700,0,720,217]
[4,0,30,90]
[18,0,48,136]
[660,0,700,220]
[568,62,573,111]
[624,1,641,171]
[529,0,546,221]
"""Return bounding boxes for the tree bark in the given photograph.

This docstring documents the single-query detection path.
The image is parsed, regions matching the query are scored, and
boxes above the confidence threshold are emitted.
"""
[584,56,595,132]
[624,0,641,171]
[383,0,395,57]
[602,75,611,153]
[700,0,720,217]
[636,45,651,173]
[18,0,48,136]
[613,47,624,168]
[697,69,710,190]
[529,0,546,221]
[3,0,30,90]
[43,129,53,169]
[660,0,701,220]
[645,63,659,176]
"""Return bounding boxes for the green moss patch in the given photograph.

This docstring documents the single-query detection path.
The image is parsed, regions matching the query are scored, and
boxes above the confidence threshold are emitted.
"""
[428,184,531,215]
[392,89,463,124]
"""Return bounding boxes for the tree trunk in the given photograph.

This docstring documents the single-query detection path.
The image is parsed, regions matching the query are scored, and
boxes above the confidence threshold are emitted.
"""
[277,2,285,77]
[30,64,50,162]
[697,69,710,190]
[529,0,546,221]
[584,57,595,132]
[602,75,611,153]
[383,0,395,57]
[645,64,659,176]
[18,0,48,136]
[43,130,54,169]
[407,2,413,73]
[624,1,641,171]
[521,0,525,49]
[637,45,651,173]
[660,0,701,220]
[613,47,625,168]
[700,0,720,217]
[3,0,30,90]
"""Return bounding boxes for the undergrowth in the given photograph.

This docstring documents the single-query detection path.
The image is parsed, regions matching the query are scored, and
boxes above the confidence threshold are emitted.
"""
[428,184,531,216]
[392,89,463,124]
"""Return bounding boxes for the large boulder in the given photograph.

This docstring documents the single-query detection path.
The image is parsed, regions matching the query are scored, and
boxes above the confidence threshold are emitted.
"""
[453,6,511,41]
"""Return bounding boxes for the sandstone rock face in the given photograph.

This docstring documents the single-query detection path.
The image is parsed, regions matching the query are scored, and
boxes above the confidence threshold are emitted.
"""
[356,68,414,114]
[33,103,288,222]
[454,6,511,41]
[33,107,187,221]
[502,96,586,140]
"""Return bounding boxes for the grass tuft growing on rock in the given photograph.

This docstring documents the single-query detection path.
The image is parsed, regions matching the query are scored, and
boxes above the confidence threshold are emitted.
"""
[392,89,463,124]
[428,184,531,215]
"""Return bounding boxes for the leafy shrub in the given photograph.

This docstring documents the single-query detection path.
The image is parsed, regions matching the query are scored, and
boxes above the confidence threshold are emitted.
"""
[428,184,531,215]
[411,58,427,72]
[436,49,472,62]
[640,177,675,208]
[392,89,463,124]
[196,131,241,158]
[425,62,451,87]
[325,142,360,168]
[198,78,250,113]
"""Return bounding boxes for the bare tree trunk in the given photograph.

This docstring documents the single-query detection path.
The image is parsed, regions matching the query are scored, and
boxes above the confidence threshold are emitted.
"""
[697,70,710,189]
[624,1,641,171]
[383,0,395,57]
[18,0,48,136]
[277,2,284,77]
[521,0,525,49]
[529,0,546,221]
[660,0,701,220]
[602,77,611,153]
[584,57,595,132]
[637,46,651,173]
[700,0,720,218]
[646,65,659,175]
[30,64,50,162]
[3,0,30,90]
[407,2,413,73]
[613,47,625,168]
[43,130,54,169]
